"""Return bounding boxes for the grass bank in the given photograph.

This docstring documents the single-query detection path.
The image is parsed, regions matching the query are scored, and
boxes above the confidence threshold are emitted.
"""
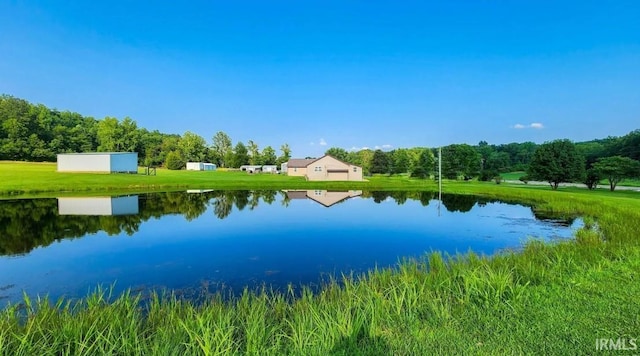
[1,162,639,354]
[0,161,437,197]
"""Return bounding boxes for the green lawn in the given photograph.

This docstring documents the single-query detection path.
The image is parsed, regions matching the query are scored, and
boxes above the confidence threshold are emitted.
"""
[1,161,640,354]
[500,171,526,180]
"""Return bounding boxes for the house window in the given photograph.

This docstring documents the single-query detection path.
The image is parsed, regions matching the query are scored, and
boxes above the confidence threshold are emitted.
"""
[353,167,357,172]
[315,190,323,196]
[294,168,297,172]
[315,166,322,172]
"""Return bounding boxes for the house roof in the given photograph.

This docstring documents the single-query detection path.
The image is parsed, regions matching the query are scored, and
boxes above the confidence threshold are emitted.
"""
[287,158,316,168]
[287,155,362,169]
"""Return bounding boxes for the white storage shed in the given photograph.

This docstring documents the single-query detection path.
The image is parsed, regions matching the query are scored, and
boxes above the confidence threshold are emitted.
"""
[186,162,217,171]
[57,152,138,173]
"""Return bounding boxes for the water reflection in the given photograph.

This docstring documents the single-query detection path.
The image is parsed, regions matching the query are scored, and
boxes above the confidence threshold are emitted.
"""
[0,190,577,257]
[285,190,362,207]
[0,190,582,304]
[58,196,139,216]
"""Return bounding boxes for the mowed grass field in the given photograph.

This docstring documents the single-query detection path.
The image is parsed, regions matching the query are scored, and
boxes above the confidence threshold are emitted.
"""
[1,161,640,354]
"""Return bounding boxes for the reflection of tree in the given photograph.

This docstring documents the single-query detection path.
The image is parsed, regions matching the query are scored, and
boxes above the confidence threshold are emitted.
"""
[212,194,233,220]
[233,191,250,211]
[390,191,408,205]
[530,208,577,226]
[441,194,477,213]
[279,191,291,207]
[370,191,391,204]
[418,191,434,207]
[0,190,569,256]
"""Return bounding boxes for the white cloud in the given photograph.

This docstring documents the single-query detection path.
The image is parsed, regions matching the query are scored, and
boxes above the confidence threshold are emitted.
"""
[309,142,315,146]
[382,144,393,149]
[319,138,327,146]
[513,122,544,130]
[374,145,381,150]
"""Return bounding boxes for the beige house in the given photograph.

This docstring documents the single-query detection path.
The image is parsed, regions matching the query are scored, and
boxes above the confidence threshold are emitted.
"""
[286,155,363,181]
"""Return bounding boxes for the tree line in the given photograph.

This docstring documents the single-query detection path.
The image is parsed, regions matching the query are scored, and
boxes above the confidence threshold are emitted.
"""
[0,95,290,169]
[2,94,638,183]
[324,131,640,190]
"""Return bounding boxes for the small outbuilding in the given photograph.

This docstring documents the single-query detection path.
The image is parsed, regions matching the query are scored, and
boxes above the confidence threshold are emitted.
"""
[187,162,217,171]
[262,165,278,174]
[57,152,138,173]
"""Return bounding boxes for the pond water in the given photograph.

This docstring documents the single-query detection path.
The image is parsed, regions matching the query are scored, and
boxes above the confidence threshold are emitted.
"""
[0,190,581,304]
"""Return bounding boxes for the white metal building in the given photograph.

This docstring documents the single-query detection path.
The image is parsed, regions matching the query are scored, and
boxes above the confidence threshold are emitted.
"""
[186,162,217,171]
[57,152,138,173]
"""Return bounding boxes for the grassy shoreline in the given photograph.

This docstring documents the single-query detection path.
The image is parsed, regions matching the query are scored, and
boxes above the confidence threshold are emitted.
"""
[1,161,640,354]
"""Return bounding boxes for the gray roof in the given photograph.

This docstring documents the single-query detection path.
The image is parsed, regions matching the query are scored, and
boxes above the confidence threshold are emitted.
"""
[287,158,316,168]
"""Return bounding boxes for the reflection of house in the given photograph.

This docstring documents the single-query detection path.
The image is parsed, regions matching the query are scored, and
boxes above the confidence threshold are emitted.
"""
[284,190,362,207]
[286,155,363,181]
[57,152,138,173]
[58,196,139,215]
[186,162,216,171]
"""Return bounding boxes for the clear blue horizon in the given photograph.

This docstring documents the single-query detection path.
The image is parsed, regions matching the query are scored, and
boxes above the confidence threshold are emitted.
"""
[1,1,638,157]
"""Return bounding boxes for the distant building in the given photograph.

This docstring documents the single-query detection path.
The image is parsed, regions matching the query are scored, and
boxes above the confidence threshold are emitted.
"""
[286,155,363,181]
[240,165,263,173]
[186,162,217,171]
[262,165,278,174]
[57,152,138,173]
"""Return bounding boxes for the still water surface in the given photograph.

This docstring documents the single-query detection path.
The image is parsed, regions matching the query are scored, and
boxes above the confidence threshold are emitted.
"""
[0,190,580,304]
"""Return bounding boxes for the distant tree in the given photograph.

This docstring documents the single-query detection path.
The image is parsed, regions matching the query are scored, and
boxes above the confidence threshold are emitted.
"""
[325,147,349,162]
[178,131,207,162]
[527,139,585,190]
[165,150,185,170]
[277,143,291,166]
[247,140,261,165]
[592,156,640,191]
[391,149,410,175]
[211,131,232,167]
[230,142,249,168]
[371,149,391,174]
[441,144,481,179]
[410,149,434,179]
[583,168,600,190]
[261,145,277,165]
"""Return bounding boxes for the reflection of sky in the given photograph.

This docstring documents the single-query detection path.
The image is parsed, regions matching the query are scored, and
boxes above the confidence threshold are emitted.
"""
[0,193,581,304]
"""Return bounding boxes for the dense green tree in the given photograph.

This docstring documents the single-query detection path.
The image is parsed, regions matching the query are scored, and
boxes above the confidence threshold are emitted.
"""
[592,156,640,191]
[178,131,207,162]
[247,140,261,165]
[370,149,391,174]
[325,147,349,162]
[230,142,249,168]
[261,146,277,165]
[165,150,185,170]
[211,131,232,167]
[441,144,481,179]
[410,149,434,179]
[391,149,410,175]
[528,139,585,189]
[277,143,291,166]
[583,168,600,190]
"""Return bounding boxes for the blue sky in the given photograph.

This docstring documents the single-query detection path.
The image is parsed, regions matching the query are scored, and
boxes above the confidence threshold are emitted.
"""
[1,1,639,157]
